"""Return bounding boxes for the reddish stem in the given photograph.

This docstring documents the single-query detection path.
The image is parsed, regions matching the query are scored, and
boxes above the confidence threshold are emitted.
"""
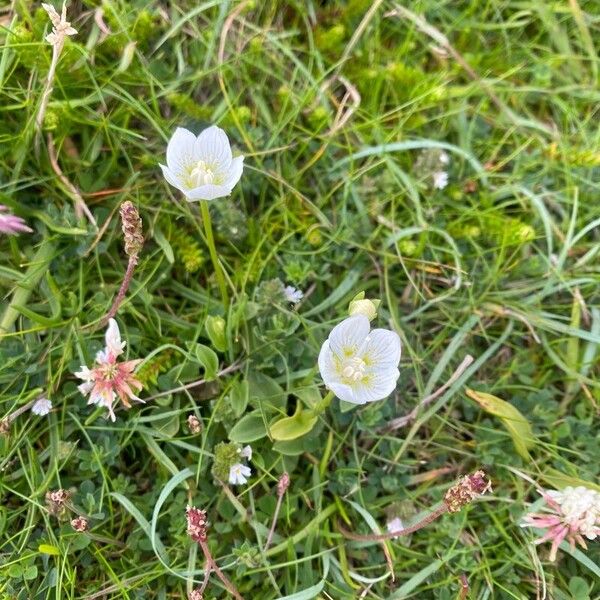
[199,540,244,600]
[103,255,137,325]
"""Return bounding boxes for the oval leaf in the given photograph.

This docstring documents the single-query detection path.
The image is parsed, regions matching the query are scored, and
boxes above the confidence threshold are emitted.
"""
[229,411,268,443]
[466,388,535,459]
[270,406,318,441]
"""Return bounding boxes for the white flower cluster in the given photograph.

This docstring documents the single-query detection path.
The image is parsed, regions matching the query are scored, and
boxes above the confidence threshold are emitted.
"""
[546,486,600,539]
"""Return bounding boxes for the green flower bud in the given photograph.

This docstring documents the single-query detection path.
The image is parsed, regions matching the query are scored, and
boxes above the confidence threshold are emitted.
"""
[348,292,381,321]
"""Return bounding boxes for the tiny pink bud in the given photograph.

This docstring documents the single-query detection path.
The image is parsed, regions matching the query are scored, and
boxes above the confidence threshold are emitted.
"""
[71,516,89,532]
[277,472,290,497]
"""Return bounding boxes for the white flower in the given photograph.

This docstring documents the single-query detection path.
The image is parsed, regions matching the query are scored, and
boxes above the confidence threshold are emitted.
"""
[160,126,244,201]
[546,486,600,539]
[31,398,53,416]
[284,285,303,304]
[386,517,404,538]
[238,445,252,460]
[229,463,251,486]
[432,171,448,190]
[42,3,77,46]
[439,151,450,165]
[318,315,401,404]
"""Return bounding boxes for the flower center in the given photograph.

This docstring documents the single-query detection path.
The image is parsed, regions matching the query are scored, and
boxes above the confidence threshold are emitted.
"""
[341,356,367,382]
[99,363,119,381]
[190,160,217,186]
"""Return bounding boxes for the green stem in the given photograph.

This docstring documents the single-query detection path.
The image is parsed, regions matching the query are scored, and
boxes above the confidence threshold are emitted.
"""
[0,238,55,335]
[200,201,229,308]
[309,390,335,416]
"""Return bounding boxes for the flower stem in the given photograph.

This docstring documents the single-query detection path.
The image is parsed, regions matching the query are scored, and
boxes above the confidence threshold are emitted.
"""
[309,390,335,416]
[103,255,138,325]
[200,200,229,308]
[199,540,244,600]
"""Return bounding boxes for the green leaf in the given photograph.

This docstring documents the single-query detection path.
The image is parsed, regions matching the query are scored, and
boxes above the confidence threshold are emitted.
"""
[269,406,318,441]
[542,468,600,493]
[466,388,535,459]
[193,344,219,380]
[229,411,268,443]
[247,371,286,411]
[153,226,174,263]
[23,565,38,581]
[205,315,227,352]
[230,379,249,417]
[7,564,23,578]
[38,544,60,556]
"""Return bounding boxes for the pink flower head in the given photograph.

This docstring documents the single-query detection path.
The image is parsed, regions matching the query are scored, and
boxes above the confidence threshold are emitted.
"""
[0,205,33,235]
[75,319,143,422]
[186,506,208,543]
[522,486,600,561]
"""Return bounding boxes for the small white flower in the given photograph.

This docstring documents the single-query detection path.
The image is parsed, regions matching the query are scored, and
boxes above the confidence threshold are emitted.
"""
[31,398,53,416]
[318,314,401,404]
[439,151,450,165]
[229,463,251,486]
[386,517,404,538]
[238,445,252,460]
[42,3,77,46]
[284,285,303,304]
[432,171,448,190]
[160,126,244,201]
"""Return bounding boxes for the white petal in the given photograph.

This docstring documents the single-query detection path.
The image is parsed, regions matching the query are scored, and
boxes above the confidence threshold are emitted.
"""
[160,164,185,191]
[223,155,244,188]
[166,127,196,175]
[361,328,401,370]
[353,368,399,403]
[31,398,53,416]
[328,315,370,359]
[328,380,359,403]
[105,318,125,357]
[75,365,93,382]
[184,183,233,202]
[78,381,94,396]
[194,126,232,169]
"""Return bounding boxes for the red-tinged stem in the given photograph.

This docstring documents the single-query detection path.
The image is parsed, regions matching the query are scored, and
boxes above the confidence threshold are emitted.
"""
[265,492,284,551]
[103,255,138,325]
[199,540,244,600]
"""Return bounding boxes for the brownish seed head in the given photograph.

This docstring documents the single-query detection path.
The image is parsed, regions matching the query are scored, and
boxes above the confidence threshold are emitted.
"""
[444,470,491,513]
[189,590,203,600]
[0,418,10,436]
[71,516,89,532]
[45,488,71,516]
[186,506,208,543]
[120,201,144,258]
[277,472,290,497]
[187,414,202,434]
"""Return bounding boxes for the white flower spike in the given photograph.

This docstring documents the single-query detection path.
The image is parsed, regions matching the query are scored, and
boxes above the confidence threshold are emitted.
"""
[386,517,404,539]
[31,398,53,416]
[318,315,401,404]
[160,126,244,201]
[229,463,251,486]
[42,3,77,46]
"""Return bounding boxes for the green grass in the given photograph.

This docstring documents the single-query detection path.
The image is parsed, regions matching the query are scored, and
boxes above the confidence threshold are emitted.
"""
[1,0,600,598]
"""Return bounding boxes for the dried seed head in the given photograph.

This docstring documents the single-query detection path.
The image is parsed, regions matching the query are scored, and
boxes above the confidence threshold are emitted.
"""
[45,488,71,516]
[0,418,10,436]
[187,414,202,434]
[186,506,208,543]
[277,472,290,497]
[444,470,491,513]
[189,590,203,600]
[71,516,89,532]
[120,201,144,258]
